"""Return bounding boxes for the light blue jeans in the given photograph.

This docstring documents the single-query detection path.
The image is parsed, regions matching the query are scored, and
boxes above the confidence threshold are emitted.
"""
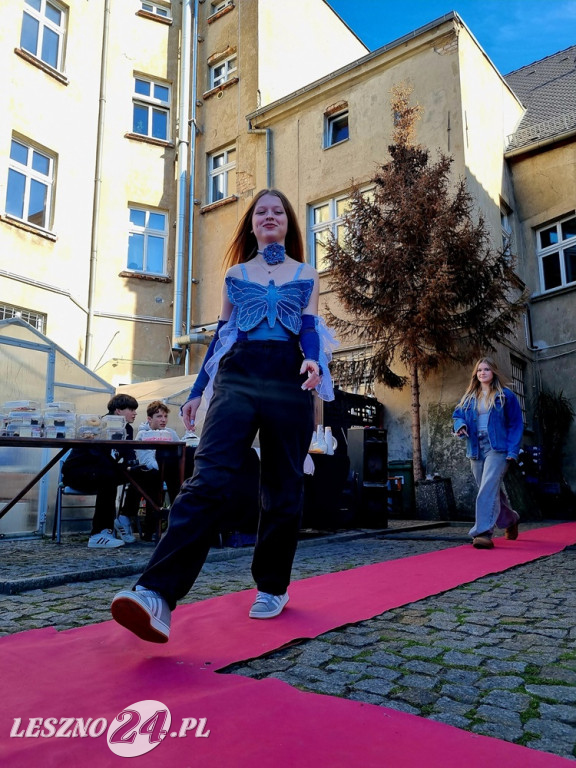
[469,432,519,538]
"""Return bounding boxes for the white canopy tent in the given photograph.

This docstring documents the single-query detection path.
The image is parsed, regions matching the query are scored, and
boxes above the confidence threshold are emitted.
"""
[115,374,203,436]
[0,318,114,536]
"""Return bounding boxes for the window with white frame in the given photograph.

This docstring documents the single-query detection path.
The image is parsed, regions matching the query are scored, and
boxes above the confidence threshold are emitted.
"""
[510,356,527,427]
[140,1,171,19]
[536,214,576,293]
[325,110,349,148]
[309,194,354,271]
[210,55,237,89]
[0,302,46,333]
[20,0,66,71]
[127,207,168,275]
[208,147,236,203]
[132,77,171,141]
[5,137,55,229]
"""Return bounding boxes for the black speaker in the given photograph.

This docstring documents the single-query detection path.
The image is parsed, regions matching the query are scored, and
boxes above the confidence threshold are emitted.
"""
[347,428,388,528]
[347,428,388,485]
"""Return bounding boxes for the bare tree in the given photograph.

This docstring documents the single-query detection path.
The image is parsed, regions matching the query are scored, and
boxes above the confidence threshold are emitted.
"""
[325,84,527,480]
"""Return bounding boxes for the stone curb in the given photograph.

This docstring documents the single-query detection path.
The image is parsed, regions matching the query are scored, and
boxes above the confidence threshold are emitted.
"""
[0,522,449,594]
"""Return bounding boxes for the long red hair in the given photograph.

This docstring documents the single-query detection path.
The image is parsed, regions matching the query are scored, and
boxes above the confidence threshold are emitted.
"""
[223,189,304,270]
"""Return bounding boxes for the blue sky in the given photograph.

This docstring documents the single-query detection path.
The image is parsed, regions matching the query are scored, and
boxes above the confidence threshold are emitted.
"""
[326,0,576,74]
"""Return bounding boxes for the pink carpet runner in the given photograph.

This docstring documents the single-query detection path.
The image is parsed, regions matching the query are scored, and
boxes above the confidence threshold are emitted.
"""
[1,522,575,766]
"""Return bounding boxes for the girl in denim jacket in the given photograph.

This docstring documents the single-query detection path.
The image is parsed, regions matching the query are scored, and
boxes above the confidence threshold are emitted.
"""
[452,357,523,549]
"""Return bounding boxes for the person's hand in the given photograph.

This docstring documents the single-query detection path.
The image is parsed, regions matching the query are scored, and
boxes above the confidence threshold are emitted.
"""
[181,397,201,431]
[506,456,516,463]
[456,426,468,437]
[300,359,322,391]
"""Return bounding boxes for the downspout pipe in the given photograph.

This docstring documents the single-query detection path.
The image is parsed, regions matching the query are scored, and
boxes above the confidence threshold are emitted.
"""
[524,302,538,351]
[184,0,200,374]
[172,0,193,352]
[175,323,218,347]
[175,321,218,347]
[248,121,272,188]
[85,0,111,367]
[174,332,212,346]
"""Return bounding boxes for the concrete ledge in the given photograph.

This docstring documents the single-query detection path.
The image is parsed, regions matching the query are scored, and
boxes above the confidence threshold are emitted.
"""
[0,522,453,595]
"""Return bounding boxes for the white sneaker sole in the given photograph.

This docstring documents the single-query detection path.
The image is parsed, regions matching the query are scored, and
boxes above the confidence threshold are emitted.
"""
[249,593,289,619]
[111,591,170,643]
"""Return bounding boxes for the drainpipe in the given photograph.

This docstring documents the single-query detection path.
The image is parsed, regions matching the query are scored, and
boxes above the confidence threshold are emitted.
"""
[248,121,272,188]
[175,321,217,348]
[524,303,539,351]
[85,0,110,367]
[172,0,193,355]
[174,331,214,346]
[184,0,201,374]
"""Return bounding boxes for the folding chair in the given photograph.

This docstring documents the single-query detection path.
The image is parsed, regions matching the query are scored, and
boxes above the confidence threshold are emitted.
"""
[52,452,96,543]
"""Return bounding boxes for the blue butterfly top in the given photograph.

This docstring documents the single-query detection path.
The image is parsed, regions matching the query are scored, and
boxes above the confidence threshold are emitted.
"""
[225,263,314,335]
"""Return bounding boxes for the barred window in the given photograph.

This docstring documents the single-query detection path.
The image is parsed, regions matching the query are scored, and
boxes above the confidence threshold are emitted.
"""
[332,346,375,397]
[510,356,527,426]
[0,303,46,333]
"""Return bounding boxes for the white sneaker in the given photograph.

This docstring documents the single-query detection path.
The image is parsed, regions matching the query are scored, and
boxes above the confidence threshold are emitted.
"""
[114,515,136,544]
[88,529,125,548]
[111,588,171,643]
[249,591,289,619]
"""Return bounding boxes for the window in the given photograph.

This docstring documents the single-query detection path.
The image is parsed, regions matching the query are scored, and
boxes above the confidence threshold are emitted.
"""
[501,204,513,257]
[332,347,375,396]
[0,303,46,333]
[325,111,349,148]
[132,77,171,141]
[127,207,168,275]
[208,147,236,203]
[309,194,353,271]
[210,1,230,15]
[20,0,66,71]
[140,1,171,19]
[210,55,237,89]
[510,356,527,427]
[5,137,55,229]
[536,214,576,292]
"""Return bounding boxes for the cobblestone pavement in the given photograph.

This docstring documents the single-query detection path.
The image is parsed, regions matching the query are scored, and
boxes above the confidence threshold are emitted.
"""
[1,521,575,762]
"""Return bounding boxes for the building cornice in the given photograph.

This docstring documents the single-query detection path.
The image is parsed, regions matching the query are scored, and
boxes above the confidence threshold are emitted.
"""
[246,12,522,126]
[505,126,576,159]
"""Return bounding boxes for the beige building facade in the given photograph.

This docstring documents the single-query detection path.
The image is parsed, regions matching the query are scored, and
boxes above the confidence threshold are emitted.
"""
[1,1,574,496]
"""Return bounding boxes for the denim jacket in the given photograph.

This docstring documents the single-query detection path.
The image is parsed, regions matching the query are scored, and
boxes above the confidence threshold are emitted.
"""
[452,387,524,460]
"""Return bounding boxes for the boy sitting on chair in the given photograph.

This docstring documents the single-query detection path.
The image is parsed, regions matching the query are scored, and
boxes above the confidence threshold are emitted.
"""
[128,401,183,541]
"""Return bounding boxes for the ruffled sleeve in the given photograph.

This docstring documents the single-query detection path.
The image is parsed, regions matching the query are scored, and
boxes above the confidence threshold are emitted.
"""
[315,316,339,402]
[204,307,239,403]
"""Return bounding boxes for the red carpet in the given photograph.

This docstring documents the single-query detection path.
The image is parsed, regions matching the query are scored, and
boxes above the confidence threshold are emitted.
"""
[1,522,575,767]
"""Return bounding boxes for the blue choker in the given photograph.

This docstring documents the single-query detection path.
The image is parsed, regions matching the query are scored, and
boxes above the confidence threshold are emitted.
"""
[258,243,286,265]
